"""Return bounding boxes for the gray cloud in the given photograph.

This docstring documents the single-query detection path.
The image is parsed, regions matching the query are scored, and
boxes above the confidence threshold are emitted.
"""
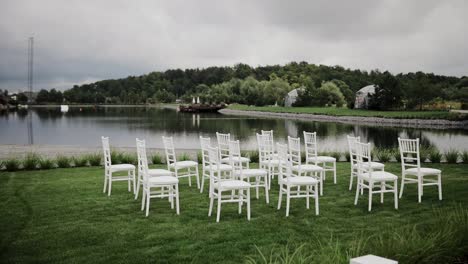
[1,0,467,92]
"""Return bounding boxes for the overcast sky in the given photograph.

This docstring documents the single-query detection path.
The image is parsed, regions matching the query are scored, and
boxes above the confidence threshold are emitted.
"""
[1,0,467,92]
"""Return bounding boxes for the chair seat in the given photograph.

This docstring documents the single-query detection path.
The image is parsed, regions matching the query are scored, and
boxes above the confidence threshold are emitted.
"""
[405,167,441,176]
[203,164,233,171]
[260,159,282,166]
[361,171,398,181]
[110,164,135,172]
[221,156,250,163]
[282,176,318,185]
[216,180,251,189]
[169,160,198,169]
[233,169,267,177]
[147,176,179,185]
[353,162,385,170]
[307,156,336,163]
[292,164,323,172]
[148,169,173,177]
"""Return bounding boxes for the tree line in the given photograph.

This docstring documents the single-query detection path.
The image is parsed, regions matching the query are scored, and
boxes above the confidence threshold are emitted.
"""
[3,62,467,110]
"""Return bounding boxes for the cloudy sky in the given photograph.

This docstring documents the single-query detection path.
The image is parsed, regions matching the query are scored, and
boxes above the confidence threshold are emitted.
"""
[1,0,467,92]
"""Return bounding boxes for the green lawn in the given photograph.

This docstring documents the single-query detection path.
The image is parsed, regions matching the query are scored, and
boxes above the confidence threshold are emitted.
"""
[0,163,467,263]
[228,104,468,120]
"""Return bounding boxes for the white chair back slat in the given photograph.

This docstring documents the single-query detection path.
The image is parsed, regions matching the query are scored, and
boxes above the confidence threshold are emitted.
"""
[136,138,149,180]
[287,136,302,167]
[207,146,223,183]
[303,131,318,161]
[261,130,275,154]
[162,136,177,165]
[277,143,291,182]
[200,136,211,168]
[257,133,271,163]
[228,140,243,173]
[347,135,360,166]
[216,132,231,161]
[355,141,373,179]
[398,138,421,171]
[101,136,112,168]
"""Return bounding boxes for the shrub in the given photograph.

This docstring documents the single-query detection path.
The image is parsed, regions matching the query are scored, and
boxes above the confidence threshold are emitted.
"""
[392,148,402,162]
[39,158,55,170]
[247,151,259,163]
[344,152,351,162]
[428,149,442,163]
[56,155,71,168]
[0,160,3,170]
[23,153,40,170]
[445,150,459,164]
[87,153,101,166]
[462,151,468,164]
[151,153,164,164]
[419,146,430,163]
[375,148,391,162]
[329,151,341,161]
[111,151,123,164]
[4,158,20,172]
[177,153,191,162]
[120,153,137,165]
[197,151,203,164]
[73,156,88,167]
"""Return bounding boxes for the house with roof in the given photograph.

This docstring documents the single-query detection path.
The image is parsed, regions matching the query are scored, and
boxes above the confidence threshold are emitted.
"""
[354,85,376,109]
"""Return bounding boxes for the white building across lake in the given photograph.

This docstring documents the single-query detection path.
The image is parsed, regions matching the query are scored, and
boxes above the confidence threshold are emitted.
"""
[354,85,376,109]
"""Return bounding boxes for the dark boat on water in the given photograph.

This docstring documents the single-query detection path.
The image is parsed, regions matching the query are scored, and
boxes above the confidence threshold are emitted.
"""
[178,104,225,113]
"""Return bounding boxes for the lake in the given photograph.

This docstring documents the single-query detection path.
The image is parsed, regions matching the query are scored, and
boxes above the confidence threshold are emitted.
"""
[1,106,467,152]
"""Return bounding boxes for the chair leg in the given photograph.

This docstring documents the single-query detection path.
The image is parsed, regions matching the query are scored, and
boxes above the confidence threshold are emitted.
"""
[195,166,200,189]
[368,181,373,211]
[170,186,174,209]
[306,185,310,209]
[135,177,140,200]
[103,174,107,193]
[264,175,269,204]
[349,171,354,191]
[127,171,131,192]
[354,178,360,205]
[438,173,442,200]
[216,191,222,222]
[333,161,337,184]
[399,175,405,198]
[108,175,112,196]
[315,184,319,215]
[277,185,283,210]
[247,188,251,221]
[187,168,192,187]
[175,184,180,215]
[132,170,136,194]
[286,186,290,217]
[141,188,146,211]
[208,192,214,216]
[381,182,385,203]
[320,171,324,196]
[256,176,259,199]
[394,180,398,209]
[418,176,422,203]
[200,170,206,193]
[145,192,150,217]
[238,190,243,214]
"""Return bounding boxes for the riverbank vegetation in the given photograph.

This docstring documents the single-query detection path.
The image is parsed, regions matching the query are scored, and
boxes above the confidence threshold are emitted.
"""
[0,163,467,263]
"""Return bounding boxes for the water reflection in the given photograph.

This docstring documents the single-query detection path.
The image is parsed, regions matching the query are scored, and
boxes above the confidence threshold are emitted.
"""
[0,106,467,151]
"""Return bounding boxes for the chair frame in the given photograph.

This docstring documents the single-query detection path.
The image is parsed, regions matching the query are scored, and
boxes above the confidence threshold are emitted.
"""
[102,136,136,196]
[277,143,319,216]
[398,138,442,203]
[257,133,279,190]
[354,141,398,211]
[163,136,200,189]
[304,131,337,184]
[347,135,361,190]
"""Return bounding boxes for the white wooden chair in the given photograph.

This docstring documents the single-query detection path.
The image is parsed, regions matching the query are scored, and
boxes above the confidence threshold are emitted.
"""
[398,138,442,203]
[257,133,281,190]
[134,139,173,200]
[304,132,337,184]
[354,141,398,211]
[199,136,233,194]
[229,140,269,204]
[288,136,324,195]
[277,143,319,216]
[136,139,179,217]
[207,146,251,222]
[216,132,249,166]
[163,136,200,189]
[347,135,385,191]
[102,136,136,196]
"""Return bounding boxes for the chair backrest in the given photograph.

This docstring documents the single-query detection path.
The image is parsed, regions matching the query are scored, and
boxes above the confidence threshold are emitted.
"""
[199,136,211,168]
[101,136,111,168]
[136,138,149,180]
[207,146,223,183]
[347,135,361,166]
[216,132,231,161]
[228,140,244,173]
[303,131,318,162]
[287,136,302,167]
[398,138,420,171]
[257,133,271,164]
[277,143,291,182]
[355,141,373,178]
[261,130,275,155]
[162,136,177,165]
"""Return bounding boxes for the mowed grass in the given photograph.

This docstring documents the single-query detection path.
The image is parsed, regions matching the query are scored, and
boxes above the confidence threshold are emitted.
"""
[228,104,468,120]
[0,163,467,263]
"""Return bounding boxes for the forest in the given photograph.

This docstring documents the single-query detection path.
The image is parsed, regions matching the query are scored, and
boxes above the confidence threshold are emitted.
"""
[6,62,468,110]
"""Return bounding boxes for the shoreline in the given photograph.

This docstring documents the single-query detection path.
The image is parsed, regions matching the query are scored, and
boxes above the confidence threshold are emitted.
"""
[219,109,468,129]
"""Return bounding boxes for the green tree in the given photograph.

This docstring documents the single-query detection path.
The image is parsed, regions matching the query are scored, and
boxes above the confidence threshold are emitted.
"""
[36,89,50,103]
[369,72,403,110]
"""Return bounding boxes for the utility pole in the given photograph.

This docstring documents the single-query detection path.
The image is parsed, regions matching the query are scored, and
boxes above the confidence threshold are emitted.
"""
[27,37,34,145]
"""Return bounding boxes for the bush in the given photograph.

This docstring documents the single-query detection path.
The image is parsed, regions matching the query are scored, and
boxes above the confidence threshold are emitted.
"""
[39,158,55,170]
[120,153,137,165]
[428,149,442,163]
[462,151,468,164]
[4,158,20,172]
[197,151,203,164]
[445,150,459,164]
[23,153,40,170]
[375,148,391,162]
[344,152,351,162]
[87,153,101,166]
[56,156,71,168]
[111,151,123,164]
[419,147,430,163]
[151,153,164,164]
[73,156,88,167]
[329,151,341,161]
[247,151,259,163]
[392,148,402,162]
[177,153,191,162]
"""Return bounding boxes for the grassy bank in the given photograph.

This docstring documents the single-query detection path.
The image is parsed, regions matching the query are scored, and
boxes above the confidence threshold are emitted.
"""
[228,104,468,120]
[1,163,467,263]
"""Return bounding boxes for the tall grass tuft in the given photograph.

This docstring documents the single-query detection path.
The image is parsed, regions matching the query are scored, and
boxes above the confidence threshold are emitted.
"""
[197,151,203,164]
[445,150,459,164]
[428,149,442,163]
[344,152,351,162]
[87,153,101,166]
[120,153,137,165]
[177,153,191,161]
[4,158,21,172]
[392,148,402,162]
[111,151,123,164]
[0,160,3,170]
[329,151,341,161]
[461,151,468,164]
[23,153,40,170]
[56,155,71,168]
[247,150,259,163]
[151,153,164,164]
[39,157,55,170]
[419,146,430,163]
[375,148,391,162]
[73,156,88,167]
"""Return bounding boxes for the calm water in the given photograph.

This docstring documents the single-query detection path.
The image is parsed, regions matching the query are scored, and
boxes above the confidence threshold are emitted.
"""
[1,107,467,151]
